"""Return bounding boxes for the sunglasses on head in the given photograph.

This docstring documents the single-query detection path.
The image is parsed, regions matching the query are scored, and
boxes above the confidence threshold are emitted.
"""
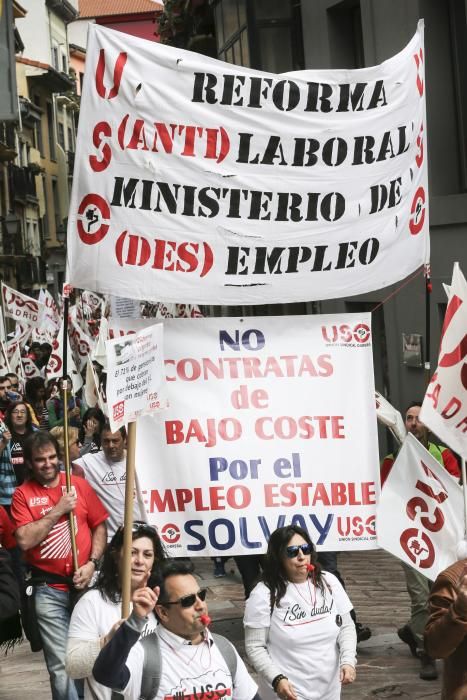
[286,544,313,558]
[162,588,208,609]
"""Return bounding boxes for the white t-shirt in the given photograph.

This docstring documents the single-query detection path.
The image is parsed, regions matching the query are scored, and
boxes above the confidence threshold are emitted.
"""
[74,451,145,539]
[68,588,157,700]
[123,626,258,700]
[243,573,352,700]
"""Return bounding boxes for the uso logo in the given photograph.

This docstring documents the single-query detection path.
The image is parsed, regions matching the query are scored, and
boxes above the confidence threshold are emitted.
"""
[112,401,125,422]
[161,523,181,544]
[321,323,371,345]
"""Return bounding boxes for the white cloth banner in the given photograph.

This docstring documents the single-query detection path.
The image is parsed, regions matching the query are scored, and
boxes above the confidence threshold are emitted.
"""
[135,313,379,556]
[106,323,166,431]
[67,22,429,305]
[420,263,467,460]
[1,284,44,327]
[377,433,463,580]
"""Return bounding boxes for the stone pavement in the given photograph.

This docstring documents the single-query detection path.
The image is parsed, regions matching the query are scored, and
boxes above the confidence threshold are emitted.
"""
[0,550,443,699]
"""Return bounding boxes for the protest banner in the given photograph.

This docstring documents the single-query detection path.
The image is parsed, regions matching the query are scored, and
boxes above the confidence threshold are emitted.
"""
[420,263,467,461]
[105,322,166,431]
[0,342,10,373]
[134,313,379,556]
[1,283,44,326]
[67,22,429,305]
[377,433,463,580]
[109,295,141,319]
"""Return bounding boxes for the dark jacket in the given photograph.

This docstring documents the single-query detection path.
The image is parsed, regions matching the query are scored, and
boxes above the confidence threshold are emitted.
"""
[425,559,467,700]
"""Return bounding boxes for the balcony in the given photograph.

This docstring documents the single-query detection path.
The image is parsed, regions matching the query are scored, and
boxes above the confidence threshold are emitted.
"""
[9,164,37,202]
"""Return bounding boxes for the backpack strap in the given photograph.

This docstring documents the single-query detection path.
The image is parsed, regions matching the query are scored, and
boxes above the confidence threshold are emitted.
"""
[138,631,237,699]
[139,631,162,700]
[211,633,238,681]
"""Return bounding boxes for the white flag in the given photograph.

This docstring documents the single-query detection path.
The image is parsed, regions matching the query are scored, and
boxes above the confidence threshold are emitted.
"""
[1,283,44,327]
[46,321,83,394]
[375,391,407,443]
[420,263,467,460]
[377,433,463,580]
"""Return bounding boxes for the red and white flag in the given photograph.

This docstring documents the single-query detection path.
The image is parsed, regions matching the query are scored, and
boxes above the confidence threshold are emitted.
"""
[46,321,83,393]
[38,288,60,332]
[6,322,32,354]
[68,315,94,372]
[22,356,41,379]
[1,283,44,327]
[420,263,467,460]
[377,433,464,580]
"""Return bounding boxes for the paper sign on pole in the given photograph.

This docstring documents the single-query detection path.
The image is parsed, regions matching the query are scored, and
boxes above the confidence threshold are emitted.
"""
[67,22,429,305]
[105,323,166,431]
[22,356,41,379]
[1,283,44,326]
[109,296,141,319]
[135,313,379,556]
[377,433,463,580]
[420,263,467,461]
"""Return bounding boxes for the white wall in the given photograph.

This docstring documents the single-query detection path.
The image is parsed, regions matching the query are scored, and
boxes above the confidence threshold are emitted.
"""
[15,1,51,65]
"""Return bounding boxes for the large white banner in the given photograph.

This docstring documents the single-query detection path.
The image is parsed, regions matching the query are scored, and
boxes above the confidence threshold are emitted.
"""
[377,434,463,580]
[420,263,467,460]
[135,314,379,556]
[67,22,429,305]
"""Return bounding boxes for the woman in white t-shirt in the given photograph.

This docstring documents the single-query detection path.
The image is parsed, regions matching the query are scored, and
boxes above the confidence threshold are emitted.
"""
[243,526,357,700]
[66,521,167,700]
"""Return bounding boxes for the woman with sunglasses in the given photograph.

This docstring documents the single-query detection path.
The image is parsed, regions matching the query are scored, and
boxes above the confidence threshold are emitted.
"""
[65,522,167,699]
[243,525,357,700]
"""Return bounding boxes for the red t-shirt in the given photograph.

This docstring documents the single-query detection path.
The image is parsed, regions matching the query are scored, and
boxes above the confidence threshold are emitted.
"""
[0,505,16,549]
[11,472,108,582]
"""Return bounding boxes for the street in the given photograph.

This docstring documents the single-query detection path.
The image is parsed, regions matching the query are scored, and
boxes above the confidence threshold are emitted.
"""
[0,549,442,699]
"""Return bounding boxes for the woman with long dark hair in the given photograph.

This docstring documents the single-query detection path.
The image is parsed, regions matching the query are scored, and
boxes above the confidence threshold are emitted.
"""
[66,522,167,699]
[2,401,37,488]
[78,406,106,456]
[243,525,357,700]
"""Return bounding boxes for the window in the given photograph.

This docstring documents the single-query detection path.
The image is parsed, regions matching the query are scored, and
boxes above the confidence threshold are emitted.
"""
[52,44,59,70]
[46,102,56,160]
[62,53,67,73]
[51,177,61,234]
[327,0,364,69]
[214,0,304,71]
[67,126,73,151]
[57,122,65,149]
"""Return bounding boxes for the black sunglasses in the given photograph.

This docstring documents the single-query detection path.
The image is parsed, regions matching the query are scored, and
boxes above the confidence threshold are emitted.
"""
[162,588,208,609]
[286,544,313,558]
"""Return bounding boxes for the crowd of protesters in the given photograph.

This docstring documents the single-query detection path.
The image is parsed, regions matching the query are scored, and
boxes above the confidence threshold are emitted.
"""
[0,357,465,699]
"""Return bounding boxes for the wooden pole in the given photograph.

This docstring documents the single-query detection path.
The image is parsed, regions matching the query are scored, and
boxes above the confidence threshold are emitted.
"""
[61,294,79,571]
[121,420,137,617]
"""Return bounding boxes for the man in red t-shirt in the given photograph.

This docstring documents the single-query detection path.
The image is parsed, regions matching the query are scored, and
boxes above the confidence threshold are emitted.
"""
[11,431,108,700]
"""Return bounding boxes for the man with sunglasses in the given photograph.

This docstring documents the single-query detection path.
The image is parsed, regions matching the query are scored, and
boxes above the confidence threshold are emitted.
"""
[93,559,261,699]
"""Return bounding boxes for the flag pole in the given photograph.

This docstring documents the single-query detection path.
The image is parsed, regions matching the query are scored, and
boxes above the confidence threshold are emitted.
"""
[61,289,79,571]
[121,420,137,617]
[424,263,432,387]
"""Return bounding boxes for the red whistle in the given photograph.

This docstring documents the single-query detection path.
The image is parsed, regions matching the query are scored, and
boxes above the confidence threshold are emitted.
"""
[200,614,212,626]
[306,564,315,573]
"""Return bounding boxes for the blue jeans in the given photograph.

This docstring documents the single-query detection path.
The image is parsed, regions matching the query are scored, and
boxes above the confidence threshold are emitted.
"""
[34,585,78,700]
